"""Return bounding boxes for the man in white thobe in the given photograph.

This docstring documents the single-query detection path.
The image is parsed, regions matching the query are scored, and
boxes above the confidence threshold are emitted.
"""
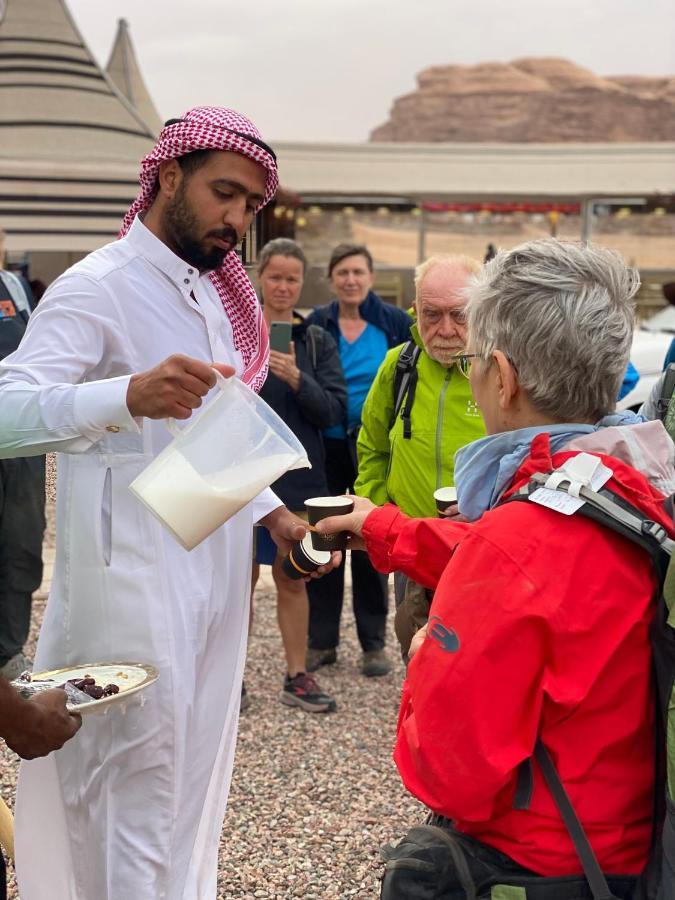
[0,107,328,900]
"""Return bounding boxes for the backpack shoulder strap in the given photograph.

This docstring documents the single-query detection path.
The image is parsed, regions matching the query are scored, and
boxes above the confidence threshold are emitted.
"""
[657,364,675,419]
[508,474,673,583]
[390,340,421,439]
[534,740,621,900]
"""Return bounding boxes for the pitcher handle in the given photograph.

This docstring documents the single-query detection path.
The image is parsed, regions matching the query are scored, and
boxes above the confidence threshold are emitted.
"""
[166,369,232,437]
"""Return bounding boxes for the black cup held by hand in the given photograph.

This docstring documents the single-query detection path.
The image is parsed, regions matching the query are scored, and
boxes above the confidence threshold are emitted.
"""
[304,496,355,551]
[282,534,331,580]
[434,487,457,516]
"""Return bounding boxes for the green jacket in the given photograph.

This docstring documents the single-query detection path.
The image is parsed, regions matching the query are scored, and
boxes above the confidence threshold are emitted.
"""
[355,325,485,518]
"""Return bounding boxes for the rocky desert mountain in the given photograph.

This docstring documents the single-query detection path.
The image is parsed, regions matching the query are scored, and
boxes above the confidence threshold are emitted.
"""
[369,58,675,142]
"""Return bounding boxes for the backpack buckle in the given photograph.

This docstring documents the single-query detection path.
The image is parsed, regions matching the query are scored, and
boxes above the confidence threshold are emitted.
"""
[642,520,668,544]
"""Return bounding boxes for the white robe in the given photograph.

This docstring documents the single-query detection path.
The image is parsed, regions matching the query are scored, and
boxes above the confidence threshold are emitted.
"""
[0,216,279,899]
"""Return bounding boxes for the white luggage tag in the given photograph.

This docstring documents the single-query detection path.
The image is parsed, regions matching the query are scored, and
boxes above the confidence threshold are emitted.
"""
[529,452,613,516]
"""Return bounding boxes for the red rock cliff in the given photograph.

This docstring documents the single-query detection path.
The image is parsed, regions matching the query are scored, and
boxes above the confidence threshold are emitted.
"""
[369,58,675,142]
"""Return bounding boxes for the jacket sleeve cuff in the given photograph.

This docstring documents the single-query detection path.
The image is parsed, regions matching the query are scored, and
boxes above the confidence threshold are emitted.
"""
[72,375,141,442]
[362,503,408,573]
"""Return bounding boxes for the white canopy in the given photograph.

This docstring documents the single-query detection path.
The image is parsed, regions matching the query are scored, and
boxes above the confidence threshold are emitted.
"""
[274,140,675,203]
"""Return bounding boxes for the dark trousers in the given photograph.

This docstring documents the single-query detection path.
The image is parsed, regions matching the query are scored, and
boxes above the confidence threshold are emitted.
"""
[0,457,46,666]
[307,438,388,653]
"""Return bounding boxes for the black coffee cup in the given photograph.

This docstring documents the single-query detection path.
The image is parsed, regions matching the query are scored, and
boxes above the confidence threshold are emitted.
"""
[434,486,457,515]
[305,496,355,551]
[282,534,332,580]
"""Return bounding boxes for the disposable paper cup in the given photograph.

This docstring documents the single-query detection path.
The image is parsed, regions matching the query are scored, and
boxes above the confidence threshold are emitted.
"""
[305,496,355,551]
[434,486,457,514]
[282,534,331,580]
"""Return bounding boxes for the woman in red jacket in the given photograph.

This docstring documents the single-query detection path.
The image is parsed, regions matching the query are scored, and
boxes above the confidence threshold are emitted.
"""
[317,239,675,898]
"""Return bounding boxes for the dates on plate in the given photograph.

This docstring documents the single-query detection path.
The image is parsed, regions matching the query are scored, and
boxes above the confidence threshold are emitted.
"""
[64,675,120,700]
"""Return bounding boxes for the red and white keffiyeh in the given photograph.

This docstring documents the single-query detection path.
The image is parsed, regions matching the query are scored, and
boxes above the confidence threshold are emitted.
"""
[120,106,279,392]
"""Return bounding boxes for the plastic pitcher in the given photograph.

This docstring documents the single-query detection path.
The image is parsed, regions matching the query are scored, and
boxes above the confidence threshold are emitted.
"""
[129,373,310,550]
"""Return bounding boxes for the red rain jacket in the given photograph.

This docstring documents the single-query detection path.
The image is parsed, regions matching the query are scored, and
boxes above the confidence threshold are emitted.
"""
[363,433,673,876]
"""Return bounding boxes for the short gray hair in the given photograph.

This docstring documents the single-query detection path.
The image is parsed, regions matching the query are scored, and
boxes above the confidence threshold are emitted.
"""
[414,254,481,296]
[466,239,640,421]
[258,238,307,276]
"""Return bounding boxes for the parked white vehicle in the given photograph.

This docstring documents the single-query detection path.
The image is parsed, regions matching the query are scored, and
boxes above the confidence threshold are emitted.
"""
[618,306,674,411]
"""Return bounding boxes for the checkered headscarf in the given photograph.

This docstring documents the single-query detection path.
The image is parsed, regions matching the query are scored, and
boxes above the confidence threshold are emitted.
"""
[120,106,279,392]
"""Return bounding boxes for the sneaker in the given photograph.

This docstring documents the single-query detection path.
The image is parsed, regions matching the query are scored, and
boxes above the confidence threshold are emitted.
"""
[0,652,32,682]
[281,672,337,713]
[361,649,391,677]
[305,647,337,672]
[240,681,251,712]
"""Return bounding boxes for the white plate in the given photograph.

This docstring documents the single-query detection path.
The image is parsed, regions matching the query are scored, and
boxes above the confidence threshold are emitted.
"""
[26,662,159,715]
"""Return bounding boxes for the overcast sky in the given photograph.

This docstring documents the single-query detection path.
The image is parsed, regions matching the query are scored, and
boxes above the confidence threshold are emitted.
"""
[67,0,675,143]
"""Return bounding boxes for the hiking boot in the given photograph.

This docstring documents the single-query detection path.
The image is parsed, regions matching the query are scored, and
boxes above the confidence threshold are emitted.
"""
[305,647,337,672]
[240,681,251,712]
[281,672,337,713]
[0,652,32,682]
[362,649,391,677]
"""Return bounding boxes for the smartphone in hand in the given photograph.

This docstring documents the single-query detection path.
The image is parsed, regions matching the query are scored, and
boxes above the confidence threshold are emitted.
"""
[269,321,293,354]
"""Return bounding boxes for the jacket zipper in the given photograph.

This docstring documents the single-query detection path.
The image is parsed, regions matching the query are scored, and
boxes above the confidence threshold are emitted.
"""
[435,369,452,489]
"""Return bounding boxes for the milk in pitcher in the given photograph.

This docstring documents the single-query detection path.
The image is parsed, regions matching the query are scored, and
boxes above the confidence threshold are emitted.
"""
[135,451,297,550]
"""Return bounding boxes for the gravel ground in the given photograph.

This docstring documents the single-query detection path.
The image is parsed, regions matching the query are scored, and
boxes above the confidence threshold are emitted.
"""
[1,478,422,899]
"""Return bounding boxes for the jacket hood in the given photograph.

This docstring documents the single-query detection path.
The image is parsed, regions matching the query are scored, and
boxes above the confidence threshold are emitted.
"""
[565,420,675,496]
[510,431,674,533]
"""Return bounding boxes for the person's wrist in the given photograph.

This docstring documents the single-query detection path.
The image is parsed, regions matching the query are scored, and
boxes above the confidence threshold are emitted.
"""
[259,504,287,530]
[2,698,37,746]
[126,374,141,417]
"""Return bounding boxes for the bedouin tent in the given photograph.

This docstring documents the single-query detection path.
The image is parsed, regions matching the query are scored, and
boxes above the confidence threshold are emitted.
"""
[0,0,158,255]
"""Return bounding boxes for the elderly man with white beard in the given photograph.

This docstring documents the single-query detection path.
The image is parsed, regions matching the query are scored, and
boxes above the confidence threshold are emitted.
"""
[355,255,485,657]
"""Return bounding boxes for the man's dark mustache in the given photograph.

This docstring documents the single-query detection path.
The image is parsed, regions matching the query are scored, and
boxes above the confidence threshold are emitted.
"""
[206,228,239,246]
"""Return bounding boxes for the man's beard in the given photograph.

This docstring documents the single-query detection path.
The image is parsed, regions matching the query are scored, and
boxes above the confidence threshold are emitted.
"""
[163,186,238,273]
[427,341,463,366]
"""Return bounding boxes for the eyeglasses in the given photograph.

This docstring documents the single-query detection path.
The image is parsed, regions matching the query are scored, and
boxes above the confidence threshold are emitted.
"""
[451,353,479,378]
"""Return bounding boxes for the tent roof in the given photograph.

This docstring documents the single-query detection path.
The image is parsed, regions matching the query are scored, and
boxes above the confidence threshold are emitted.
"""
[0,0,156,251]
[0,0,155,163]
[106,18,163,137]
[0,156,141,252]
